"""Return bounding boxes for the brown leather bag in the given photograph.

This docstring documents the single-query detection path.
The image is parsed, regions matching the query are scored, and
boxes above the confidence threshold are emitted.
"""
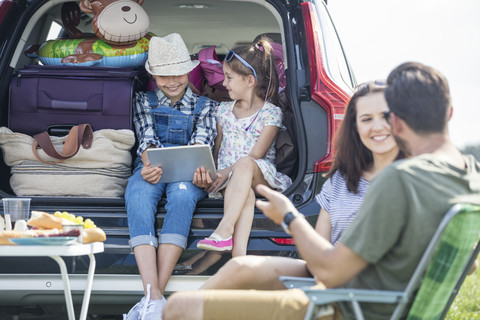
[32,124,93,164]
[0,125,135,197]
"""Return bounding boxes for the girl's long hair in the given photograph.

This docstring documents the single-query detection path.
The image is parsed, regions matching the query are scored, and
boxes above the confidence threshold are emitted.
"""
[224,37,279,105]
[327,82,405,193]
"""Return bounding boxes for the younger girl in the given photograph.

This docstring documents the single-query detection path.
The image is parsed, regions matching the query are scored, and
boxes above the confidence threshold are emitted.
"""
[194,38,292,256]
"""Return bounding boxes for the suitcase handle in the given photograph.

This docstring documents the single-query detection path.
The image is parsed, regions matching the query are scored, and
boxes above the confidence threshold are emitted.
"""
[48,125,77,136]
[32,124,93,164]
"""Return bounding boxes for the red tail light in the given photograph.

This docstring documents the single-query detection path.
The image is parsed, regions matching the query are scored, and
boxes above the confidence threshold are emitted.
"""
[0,1,14,25]
[270,238,295,245]
[301,3,351,173]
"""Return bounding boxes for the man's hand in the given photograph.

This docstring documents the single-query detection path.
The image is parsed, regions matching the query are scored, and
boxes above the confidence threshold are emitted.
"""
[255,184,298,224]
[141,162,162,184]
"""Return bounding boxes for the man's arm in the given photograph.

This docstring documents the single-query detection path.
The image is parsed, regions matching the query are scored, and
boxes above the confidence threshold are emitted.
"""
[315,208,332,244]
[289,215,368,287]
[255,185,368,288]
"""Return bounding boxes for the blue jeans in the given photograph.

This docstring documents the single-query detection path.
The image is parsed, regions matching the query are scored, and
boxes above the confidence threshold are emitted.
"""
[125,161,207,249]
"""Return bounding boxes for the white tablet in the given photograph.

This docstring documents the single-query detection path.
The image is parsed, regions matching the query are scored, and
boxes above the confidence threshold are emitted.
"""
[146,144,217,184]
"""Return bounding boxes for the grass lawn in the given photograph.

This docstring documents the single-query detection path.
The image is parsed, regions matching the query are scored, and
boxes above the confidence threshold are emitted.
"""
[446,259,480,319]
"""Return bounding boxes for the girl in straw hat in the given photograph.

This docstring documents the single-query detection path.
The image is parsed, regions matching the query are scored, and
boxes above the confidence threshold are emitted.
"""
[124,33,217,320]
[193,37,292,256]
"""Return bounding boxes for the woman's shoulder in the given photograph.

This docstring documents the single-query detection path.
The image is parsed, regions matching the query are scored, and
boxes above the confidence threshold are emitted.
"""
[326,171,360,195]
[329,170,347,185]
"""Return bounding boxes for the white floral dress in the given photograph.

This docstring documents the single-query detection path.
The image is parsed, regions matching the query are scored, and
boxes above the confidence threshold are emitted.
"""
[216,100,292,191]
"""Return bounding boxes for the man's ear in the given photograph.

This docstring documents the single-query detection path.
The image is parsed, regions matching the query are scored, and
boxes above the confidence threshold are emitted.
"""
[390,112,404,136]
[448,105,453,120]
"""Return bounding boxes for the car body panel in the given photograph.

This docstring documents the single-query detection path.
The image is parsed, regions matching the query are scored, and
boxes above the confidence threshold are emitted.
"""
[0,0,354,317]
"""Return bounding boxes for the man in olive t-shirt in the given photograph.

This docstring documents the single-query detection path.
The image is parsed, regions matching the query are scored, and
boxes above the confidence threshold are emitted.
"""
[339,153,480,318]
[163,63,480,320]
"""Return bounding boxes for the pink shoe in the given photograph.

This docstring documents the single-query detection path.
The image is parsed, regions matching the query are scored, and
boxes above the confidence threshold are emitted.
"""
[197,233,233,251]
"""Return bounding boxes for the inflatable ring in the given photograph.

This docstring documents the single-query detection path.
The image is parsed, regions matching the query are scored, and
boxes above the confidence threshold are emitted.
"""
[36,32,155,67]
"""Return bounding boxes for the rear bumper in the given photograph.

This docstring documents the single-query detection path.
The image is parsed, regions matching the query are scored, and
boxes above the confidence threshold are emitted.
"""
[0,274,209,305]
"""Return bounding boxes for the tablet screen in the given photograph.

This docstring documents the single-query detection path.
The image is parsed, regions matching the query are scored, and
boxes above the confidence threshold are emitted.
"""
[147,145,217,183]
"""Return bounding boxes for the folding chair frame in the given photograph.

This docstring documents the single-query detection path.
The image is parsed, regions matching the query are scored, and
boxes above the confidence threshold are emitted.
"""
[280,203,480,320]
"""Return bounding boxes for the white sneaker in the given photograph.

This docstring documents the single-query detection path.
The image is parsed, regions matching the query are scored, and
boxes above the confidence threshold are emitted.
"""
[123,296,146,320]
[138,283,167,320]
[141,297,167,320]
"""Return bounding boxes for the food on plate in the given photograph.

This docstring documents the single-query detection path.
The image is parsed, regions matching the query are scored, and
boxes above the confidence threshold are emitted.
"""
[27,211,64,229]
[0,229,57,245]
[13,219,28,231]
[27,210,98,229]
[83,227,107,243]
[36,228,81,238]
[53,211,97,228]
[20,210,106,244]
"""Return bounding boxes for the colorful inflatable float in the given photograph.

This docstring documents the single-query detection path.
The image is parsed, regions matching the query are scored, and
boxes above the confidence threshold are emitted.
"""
[35,32,154,67]
[28,0,153,68]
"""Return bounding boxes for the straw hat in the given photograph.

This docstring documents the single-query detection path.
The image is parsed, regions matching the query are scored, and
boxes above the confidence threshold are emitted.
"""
[145,33,199,76]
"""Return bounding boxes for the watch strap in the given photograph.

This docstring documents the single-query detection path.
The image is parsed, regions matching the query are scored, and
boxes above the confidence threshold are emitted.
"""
[281,211,299,234]
[283,211,297,227]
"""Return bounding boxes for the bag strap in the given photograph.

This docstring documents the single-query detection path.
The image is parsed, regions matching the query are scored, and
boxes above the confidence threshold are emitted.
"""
[32,124,93,164]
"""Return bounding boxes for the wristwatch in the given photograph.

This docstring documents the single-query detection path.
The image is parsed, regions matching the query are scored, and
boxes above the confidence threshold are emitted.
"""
[281,211,302,234]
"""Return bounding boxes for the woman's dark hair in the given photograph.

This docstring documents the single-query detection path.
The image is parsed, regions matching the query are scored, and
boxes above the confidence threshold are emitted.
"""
[224,37,279,105]
[327,81,405,193]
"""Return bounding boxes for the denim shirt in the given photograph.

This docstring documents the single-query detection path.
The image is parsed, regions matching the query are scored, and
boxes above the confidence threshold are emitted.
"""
[133,87,217,157]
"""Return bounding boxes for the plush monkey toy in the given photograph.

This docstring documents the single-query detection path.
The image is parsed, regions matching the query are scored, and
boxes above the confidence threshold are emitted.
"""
[27,0,153,67]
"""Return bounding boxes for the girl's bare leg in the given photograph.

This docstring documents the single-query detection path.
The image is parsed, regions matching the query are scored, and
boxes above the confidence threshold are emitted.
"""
[214,157,267,239]
[133,245,163,300]
[187,252,223,275]
[157,243,183,294]
[179,251,207,266]
[231,188,255,257]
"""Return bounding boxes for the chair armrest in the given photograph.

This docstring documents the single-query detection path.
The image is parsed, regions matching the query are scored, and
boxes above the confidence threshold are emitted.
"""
[302,288,405,305]
[279,276,317,289]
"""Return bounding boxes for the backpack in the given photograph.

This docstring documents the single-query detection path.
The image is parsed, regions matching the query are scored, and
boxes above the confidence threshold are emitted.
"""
[189,46,226,92]
[188,46,231,102]
[271,42,286,90]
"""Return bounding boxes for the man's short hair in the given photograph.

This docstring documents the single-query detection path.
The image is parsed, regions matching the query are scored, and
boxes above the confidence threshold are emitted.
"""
[385,62,451,134]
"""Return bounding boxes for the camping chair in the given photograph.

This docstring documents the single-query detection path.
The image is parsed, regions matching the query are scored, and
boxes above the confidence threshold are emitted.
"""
[280,203,480,320]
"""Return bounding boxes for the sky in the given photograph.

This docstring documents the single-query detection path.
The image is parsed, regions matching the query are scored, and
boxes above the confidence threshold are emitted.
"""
[327,0,480,149]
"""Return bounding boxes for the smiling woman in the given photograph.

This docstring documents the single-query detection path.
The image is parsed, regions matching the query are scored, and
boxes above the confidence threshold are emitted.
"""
[315,81,403,245]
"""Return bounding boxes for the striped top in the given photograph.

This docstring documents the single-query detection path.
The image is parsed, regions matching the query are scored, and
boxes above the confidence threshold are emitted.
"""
[315,171,370,244]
